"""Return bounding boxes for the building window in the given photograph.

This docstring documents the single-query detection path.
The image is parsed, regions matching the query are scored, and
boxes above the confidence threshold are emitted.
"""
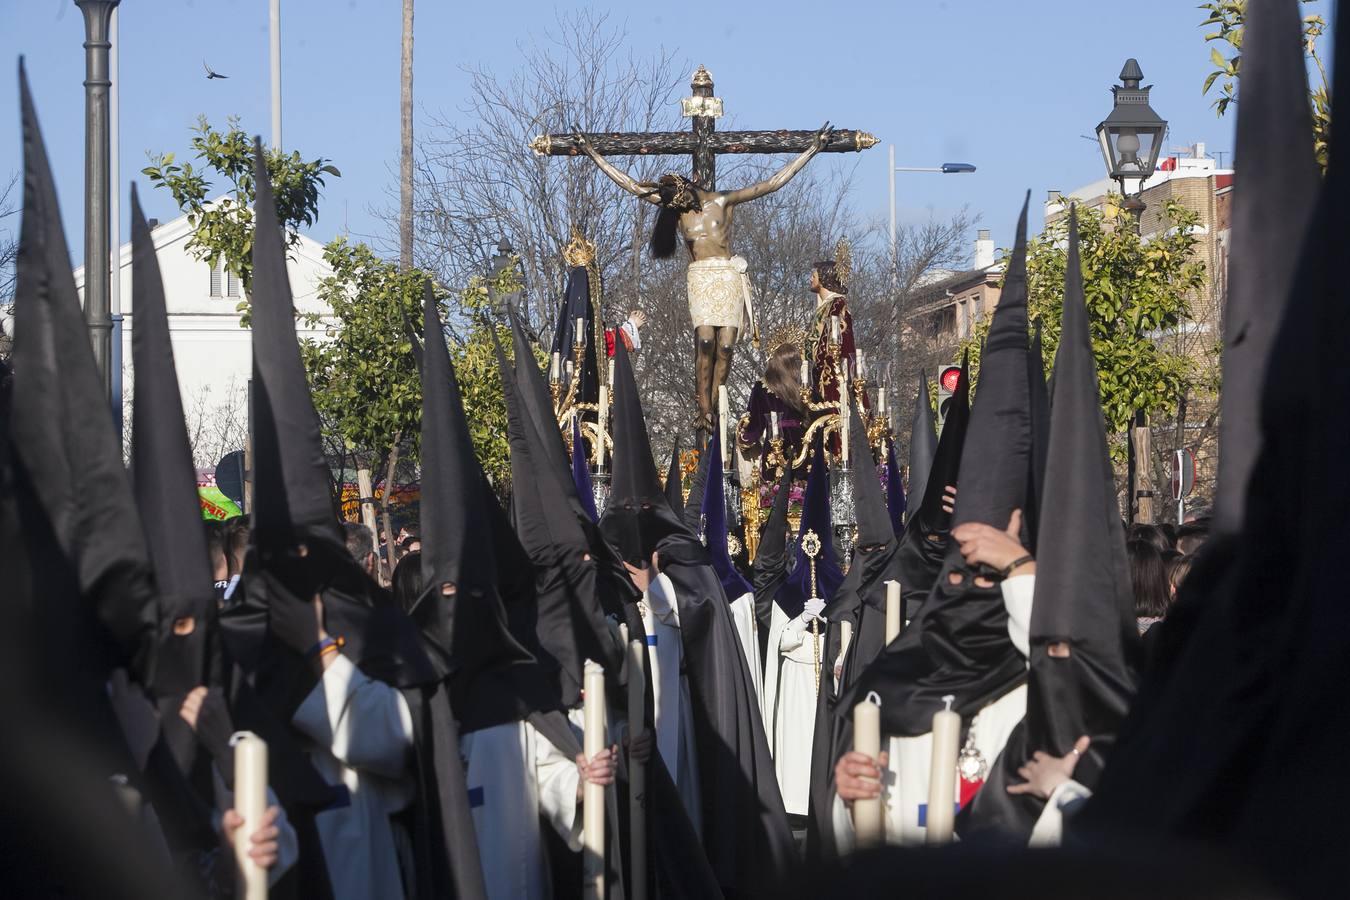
[209,260,240,298]
[973,295,984,322]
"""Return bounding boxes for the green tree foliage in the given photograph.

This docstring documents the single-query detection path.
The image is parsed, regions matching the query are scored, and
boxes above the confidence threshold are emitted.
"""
[1200,0,1329,169]
[143,116,340,312]
[300,239,438,469]
[957,199,1207,457]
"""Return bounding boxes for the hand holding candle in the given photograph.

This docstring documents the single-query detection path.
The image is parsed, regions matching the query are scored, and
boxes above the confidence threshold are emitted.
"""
[851,693,884,847]
[582,660,607,899]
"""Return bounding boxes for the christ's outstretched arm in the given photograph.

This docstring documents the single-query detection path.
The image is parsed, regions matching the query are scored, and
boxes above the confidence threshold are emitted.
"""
[722,122,834,205]
[575,132,663,205]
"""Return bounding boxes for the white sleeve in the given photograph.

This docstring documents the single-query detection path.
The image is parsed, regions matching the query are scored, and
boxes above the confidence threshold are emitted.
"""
[831,793,857,854]
[1028,778,1092,847]
[212,770,299,887]
[621,319,641,350]
[291,653,415,778]
[1000,574,1035,659]
[532,723,584,851]
[779,615,809,653]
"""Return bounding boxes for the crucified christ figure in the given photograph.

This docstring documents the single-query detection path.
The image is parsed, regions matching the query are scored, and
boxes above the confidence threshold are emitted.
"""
[576,122,834,437]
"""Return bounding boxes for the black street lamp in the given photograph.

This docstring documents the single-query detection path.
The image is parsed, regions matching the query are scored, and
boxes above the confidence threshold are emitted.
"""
[1096,59,1167,218]
[486,237,523,315]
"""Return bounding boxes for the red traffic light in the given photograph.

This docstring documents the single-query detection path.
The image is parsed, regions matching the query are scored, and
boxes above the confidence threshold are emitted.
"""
[939,366,962,394]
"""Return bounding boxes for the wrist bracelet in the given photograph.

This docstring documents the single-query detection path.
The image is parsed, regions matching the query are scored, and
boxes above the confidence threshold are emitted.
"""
[308,635,344,659]
[1000,555,1034,579]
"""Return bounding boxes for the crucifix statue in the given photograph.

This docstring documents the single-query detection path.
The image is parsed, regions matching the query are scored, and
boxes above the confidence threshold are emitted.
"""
[531,65,877,438]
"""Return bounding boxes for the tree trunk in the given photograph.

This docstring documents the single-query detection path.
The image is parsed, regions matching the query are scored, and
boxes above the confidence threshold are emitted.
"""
[379,433,403,585]
[399,0,414,272]
[1132,413,1154,524]
[356,466,380,555]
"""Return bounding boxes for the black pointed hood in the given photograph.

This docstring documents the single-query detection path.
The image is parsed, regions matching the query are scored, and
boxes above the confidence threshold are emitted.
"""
[9,63,157,681]
[493,328,620,707]
[848,395,891,549]
[247,142,341,571]
[416,285,533,684]
[1212,0,1319,535]
[700,425,752,600]
[664,437,684,513]
[683,438,713,534]
[1082,8,1350,893]
[963,210,1140,837]
[129,187,211,699]
[1025,320,1051,552]
[508,304,586,514]
[906,371,937,517]
[884,439,905,536]
[599,337,687,563]
[841,198,1033,734]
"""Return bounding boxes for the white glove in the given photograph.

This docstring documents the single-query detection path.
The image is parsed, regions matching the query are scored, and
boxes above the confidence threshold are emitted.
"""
[803,597,826,622]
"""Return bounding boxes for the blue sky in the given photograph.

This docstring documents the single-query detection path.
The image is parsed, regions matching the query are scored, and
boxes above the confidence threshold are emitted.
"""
[2,0,1321,264]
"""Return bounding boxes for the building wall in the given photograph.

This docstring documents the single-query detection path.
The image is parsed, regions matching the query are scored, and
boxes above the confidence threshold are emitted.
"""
[73,213,334,418]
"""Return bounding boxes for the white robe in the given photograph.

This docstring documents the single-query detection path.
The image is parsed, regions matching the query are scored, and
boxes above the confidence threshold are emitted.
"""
[760,603,824,816]
[460,720,583,900]
[832,574,1036,847]
[1029,779,1092,847]
[291,653,416,900]
[727,590,764,704]
[641,571,702,833]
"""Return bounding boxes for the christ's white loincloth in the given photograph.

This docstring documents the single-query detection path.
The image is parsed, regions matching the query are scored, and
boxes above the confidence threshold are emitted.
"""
[687,255,754,332]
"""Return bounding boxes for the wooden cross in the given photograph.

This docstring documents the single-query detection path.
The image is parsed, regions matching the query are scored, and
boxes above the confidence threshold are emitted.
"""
[530,65,878,190]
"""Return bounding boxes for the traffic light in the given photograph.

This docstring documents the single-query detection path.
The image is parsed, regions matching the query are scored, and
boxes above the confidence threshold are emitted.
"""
[936,364,963,432]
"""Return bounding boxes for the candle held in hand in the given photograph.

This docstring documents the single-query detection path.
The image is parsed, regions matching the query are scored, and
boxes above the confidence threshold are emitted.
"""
[852,693,884,847]
[926,695,960,844]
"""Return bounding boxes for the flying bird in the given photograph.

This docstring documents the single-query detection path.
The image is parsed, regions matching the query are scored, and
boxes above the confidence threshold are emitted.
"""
[203,61,228,80]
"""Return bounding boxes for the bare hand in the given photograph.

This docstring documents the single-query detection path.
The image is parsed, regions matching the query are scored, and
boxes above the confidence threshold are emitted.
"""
[835,750,888,807]
[623,552,660,594]
[627,310,647,330]
[1007,736,1090,799]
[815,121,834,149]
[222,805,281,869]
[572,126,594,155]
[952,509,1032,575]
[179,685,208,732]
[941,485,957,515]
[576,744,619,800]
[624,729,654,765]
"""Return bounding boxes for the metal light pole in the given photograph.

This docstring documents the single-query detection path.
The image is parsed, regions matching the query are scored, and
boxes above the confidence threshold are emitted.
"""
[76,0,120,397]
[109,4,123,439]
[887,147,975,287]
[270,0,282,148]
[1095,58,1167,524]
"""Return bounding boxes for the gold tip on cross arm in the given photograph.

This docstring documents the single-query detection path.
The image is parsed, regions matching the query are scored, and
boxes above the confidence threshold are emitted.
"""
[854,132,880,151]
[529,134,551,155]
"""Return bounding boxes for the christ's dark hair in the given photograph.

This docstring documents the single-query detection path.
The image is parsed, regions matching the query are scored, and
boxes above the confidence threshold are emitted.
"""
[651,206,682,259]
[649,175,700,260]
[1128,538,1171,618]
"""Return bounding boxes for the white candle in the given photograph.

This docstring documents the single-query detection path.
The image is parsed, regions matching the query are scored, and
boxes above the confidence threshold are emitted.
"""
[231,731,269,900]
[575,316,585,347]
[856,350,865,382]
[852,694,884,847]
[550,351,561,383]
[565,359,575,383]
[771,411,780,440]
[608,359,615,386]
[596,386,608,470]
[583,660,607,899]
[840,402,850,467]
[800,358,809,389]
[718,385,730,471]
[879,391,887,418]
[831,315,841,344]
[623,629,648,900]
[885,580,902,644]
[926,695,960,845]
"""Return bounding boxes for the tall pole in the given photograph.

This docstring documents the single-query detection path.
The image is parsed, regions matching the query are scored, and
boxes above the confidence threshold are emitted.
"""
[888,143,896,291]
[77,0,119,397]
[1120,177,1154,524]
[109,5,123,438]
[399,0,414,271]
[270,0,282,149]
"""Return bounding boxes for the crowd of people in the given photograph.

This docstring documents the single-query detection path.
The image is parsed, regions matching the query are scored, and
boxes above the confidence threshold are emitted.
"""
[3,1,1347,896]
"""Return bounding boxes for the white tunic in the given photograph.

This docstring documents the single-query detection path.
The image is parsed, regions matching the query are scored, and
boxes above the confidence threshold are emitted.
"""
[641,571,702,832]
[460,720,583,900]
[727,590,764,704]
[832,575,1036,847]
[760,603,824,816]
[291,653,416,900]
[1029,779,1092,847]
